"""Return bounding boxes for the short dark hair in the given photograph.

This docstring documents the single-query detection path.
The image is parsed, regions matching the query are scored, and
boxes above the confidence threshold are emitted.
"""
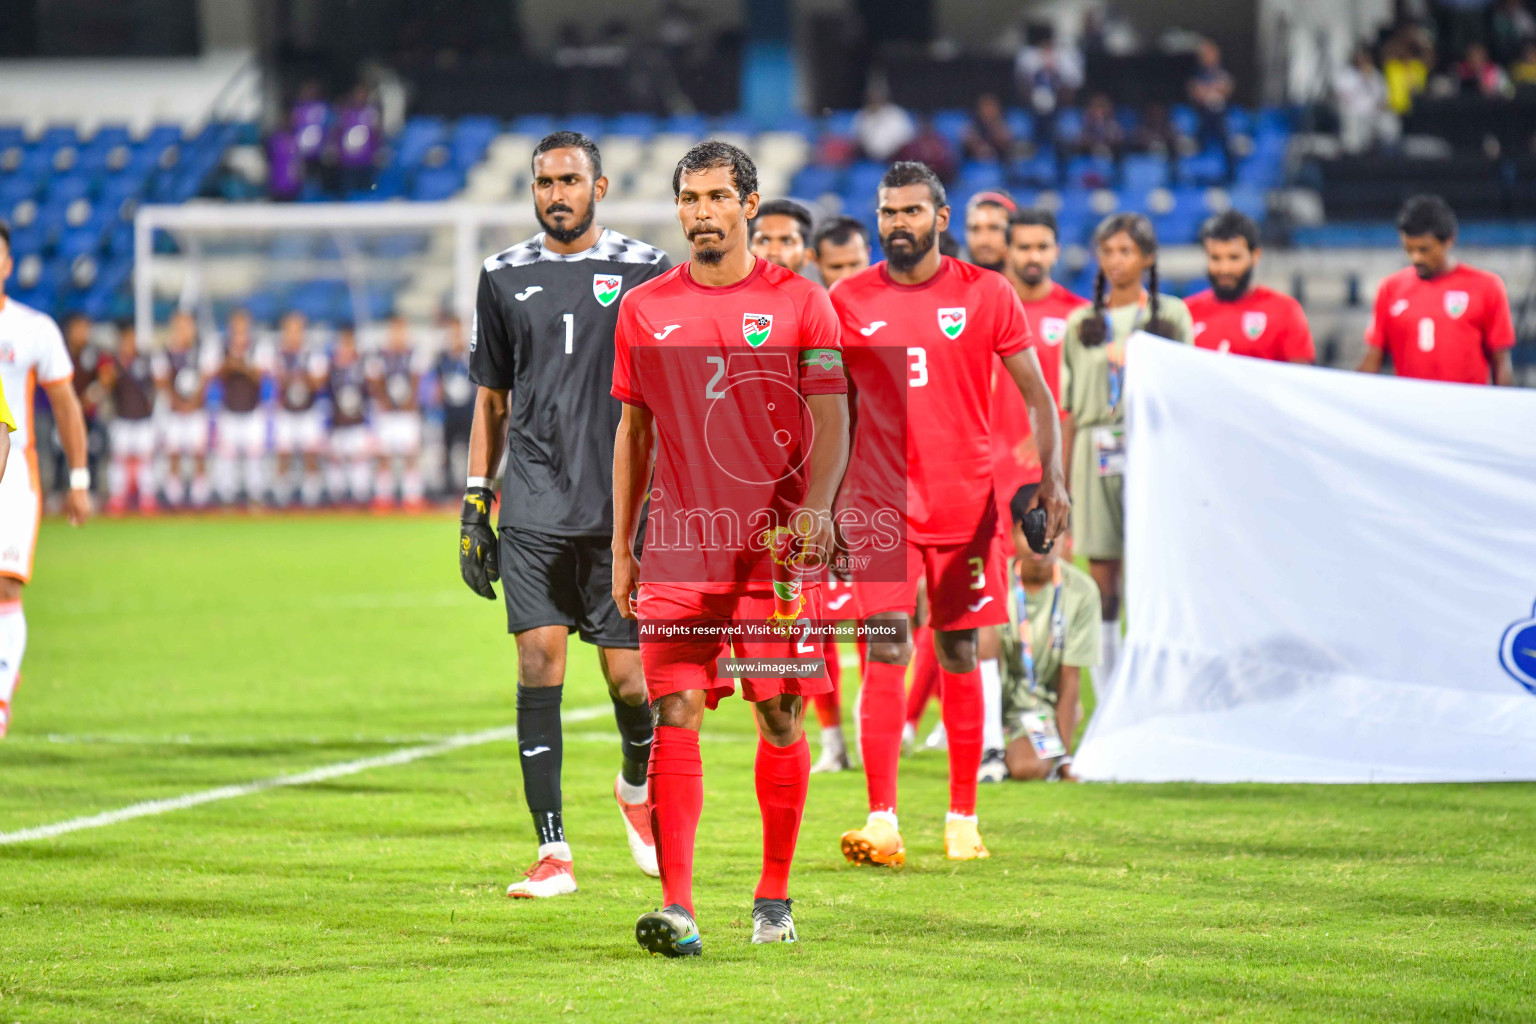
[1009,207,1058,241]
[1198,210,1260,251]
[811,215,869,253]
[1397,194,1457,241]
[672,140,758,200]
[0,219,9,250]
[879,161,947,209]
[531,131,603,179]
[752,199,813,243]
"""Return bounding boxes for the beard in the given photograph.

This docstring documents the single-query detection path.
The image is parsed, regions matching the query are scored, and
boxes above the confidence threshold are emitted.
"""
[688,224,727,265]
[1209,265,1254,302]
[1412,262,1436,280]
[882,226,937,272]
[1015,262,1048,286]
[538,197,595,244]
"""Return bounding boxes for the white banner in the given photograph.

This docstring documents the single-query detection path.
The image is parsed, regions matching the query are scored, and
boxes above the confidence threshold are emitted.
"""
[1074,335,1536,783]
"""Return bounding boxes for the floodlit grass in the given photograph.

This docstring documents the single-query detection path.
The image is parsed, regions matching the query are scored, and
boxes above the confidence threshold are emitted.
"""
[0,516,1531,1022]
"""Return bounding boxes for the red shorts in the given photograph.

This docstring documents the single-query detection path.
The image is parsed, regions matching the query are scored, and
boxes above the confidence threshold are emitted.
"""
[824,577,859,620]
[637,583,832,708]
[851,530,1008,632]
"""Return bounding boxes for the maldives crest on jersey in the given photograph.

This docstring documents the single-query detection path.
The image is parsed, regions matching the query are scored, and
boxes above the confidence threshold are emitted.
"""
[1040,316,1067,345]
[593,273,622,307]
[1444,290,1469,318]
[743,313,774,347]
[938,307,967,339]
[1242,311,1267,340]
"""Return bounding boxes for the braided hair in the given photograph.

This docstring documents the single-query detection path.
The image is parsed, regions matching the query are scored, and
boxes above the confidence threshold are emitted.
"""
[1076,213,1175,346]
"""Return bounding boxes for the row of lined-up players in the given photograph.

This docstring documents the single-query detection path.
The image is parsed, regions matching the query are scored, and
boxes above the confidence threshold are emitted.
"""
[58,308,476,512]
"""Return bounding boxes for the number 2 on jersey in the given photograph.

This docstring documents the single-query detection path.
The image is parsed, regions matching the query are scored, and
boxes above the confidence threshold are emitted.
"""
[908,346,928,387]
[563,313,574,355]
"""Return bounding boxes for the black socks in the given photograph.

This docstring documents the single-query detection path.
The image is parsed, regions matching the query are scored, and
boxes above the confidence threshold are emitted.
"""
[516,682,564,845]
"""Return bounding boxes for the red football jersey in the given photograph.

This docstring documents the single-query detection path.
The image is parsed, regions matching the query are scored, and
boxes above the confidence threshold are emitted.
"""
[833,257,1033,545]
[989,282,1087,493]
[1187,285,1315,363]
[612,258,847,590]
[1365,264,1514,384]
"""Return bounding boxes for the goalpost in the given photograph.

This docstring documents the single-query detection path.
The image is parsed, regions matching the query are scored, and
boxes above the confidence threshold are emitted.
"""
[133,200,685,341]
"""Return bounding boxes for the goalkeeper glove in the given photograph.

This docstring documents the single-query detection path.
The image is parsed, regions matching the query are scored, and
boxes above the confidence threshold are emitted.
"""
[459,486,499,599]
[1021,506,1054,554]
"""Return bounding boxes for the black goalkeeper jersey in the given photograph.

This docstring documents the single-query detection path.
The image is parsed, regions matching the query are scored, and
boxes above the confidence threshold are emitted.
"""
[470,227,671,536]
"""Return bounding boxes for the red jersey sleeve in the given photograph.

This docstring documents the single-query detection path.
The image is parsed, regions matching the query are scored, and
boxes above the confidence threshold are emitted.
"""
[796,284,848,396]
[992,277,1034,359]
[611,293,646,408]
[1282,297,1316,363]
[1364,278,1392,350]
[1480,273,1516,352]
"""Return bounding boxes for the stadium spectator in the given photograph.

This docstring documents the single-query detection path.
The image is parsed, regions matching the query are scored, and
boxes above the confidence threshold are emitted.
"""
[1188,212,1316,364]
[1014,22,1083,145]
[291,80,331,169]
[1060,214,1193,683]
[368,315,426,510]
[1383,30,1432,113]
[1187,39,1235,152]
[853,81,916,162]
[212,310,268,505]
[1074,93,1125,164]
[749,198,814,274]
[1490,0,1536,63]
[266,122,304,202]
[1335,47,1400,153]
[100,323,157,514]
[896,116,959,184]
[998,483,1100,782]
[963,191,1017,273]
[325,325,373,505]
[807,216,871,287]
[961,93,1015,163]
[1358,195,1515,385]
[331,84,382,196]
[61,313,107,499]
[1512,38,1536,84]
[154,310,212,507]
[1130,100,1183,156]
[272,311,328,507]
[1455,42,1512,94]
[432,314,474,497]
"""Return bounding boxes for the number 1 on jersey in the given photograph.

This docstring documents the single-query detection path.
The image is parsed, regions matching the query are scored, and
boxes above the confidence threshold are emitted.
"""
[563,313,574,354]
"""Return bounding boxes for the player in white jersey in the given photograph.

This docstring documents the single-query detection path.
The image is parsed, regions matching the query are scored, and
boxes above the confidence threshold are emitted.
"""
[153,310,214,507]
[271,310,329,507]
[212,309,270,505]
[0,221,92,738]
[367,315,426,510]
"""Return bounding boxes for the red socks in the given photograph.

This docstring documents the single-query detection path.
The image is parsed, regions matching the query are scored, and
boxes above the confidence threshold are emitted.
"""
[754,735,810,899]
[940,667,983,816]
[649,725,703,914]
[811,639,842,729]
[905,624,941,727]
[859,659,908,814]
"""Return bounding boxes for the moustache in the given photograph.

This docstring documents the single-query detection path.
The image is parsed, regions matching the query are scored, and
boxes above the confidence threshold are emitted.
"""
[544,204,574,216]
[688,225,723,239]
[885,232,916,245]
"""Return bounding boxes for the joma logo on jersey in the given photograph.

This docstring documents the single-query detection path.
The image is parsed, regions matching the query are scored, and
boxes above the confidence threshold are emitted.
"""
[1242,311,1267,339]
[742,313,773,347]
[937,307,966,339]
[593,274,622,307]
[1444,290,1469,318]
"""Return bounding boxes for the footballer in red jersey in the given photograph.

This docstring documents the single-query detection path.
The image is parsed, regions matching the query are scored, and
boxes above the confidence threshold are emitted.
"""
[832,162,1068,867]
[1359,195,1514,386]
[1186,211,1315,364]
[611,141,850,957]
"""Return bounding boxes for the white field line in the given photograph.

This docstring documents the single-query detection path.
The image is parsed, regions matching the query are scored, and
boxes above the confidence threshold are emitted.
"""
[0,705,613,846]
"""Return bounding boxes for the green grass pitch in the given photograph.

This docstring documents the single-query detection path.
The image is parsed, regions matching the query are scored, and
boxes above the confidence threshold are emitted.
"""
[0,515,1532,1022]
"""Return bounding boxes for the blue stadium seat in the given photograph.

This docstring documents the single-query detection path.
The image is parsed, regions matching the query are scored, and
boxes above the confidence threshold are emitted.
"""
[1120,154,1169,194]
[1177,148,1228,186]
[956,161,1006,197]
[1170,105,1200,138]
[662,113,708,136]
[1011,150,1058,187]
[821,110,857,137]
[789,164,842,199]
[1152,187,1208,244]
[709,113,755,136]
[1005,108,1034,141]
[1065,154,1114,189]
[605,113,657,138]
[1053,108,1084,147]
[562,115,605,140]
[451,117,498,169]
[0,177,36,207]
[845,161,887,201]
[511,114,556,137]
[411,166,463,201]
[932,109,970,148]
[0,125,24,150]
[1226,183,1266,221]
[396,117,447,170]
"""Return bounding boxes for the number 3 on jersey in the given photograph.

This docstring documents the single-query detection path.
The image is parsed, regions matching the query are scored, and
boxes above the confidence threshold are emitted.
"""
[908,346,928,387]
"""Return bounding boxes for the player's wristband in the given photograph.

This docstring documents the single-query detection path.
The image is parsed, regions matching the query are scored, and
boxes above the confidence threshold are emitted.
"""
[1047,755,1073,782]
[465,476,492,489]
[69,468,91,491]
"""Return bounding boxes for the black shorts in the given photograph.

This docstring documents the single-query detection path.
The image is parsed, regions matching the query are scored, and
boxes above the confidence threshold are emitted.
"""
[499,528,637,648]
